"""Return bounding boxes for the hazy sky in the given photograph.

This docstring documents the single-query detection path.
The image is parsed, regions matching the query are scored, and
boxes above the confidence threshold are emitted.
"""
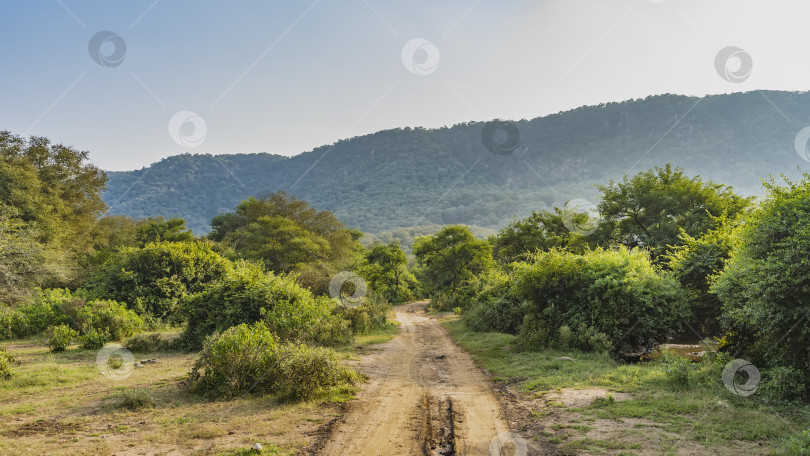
[1,0,808,171]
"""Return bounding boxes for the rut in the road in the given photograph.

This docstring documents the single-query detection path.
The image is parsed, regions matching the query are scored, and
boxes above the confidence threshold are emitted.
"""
[420,393,456,456]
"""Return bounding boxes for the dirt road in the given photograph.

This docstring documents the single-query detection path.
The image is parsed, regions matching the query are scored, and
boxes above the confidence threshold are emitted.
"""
[318,301,519,456]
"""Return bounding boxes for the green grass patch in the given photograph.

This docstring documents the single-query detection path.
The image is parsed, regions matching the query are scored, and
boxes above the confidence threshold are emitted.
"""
[442,317,810,454]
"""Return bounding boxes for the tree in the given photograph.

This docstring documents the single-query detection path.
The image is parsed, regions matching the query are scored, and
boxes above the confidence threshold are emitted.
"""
[209,192,363,292]
[490,208,600,263]
[413,225,493,296]
[0,131,107,247]
[596,164,750,262]
[0,131,107,288]
[135,216,194,246]
[360,242,415,304]
[226,215,330,273]
[0,208,64,304]
[712,174,810,402]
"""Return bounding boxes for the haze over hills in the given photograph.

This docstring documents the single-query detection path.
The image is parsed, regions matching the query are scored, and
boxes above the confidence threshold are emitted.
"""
[103,91,810,235]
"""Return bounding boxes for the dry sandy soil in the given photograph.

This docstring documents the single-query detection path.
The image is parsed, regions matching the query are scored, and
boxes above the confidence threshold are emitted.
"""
[315,301,551,456]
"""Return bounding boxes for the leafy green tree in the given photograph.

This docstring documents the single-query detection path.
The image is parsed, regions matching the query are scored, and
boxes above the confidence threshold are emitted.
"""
[210,192,363,292]
[360,242,416,304]
[0,132,107,290]
[0,208,64,304]
[224,215,330,273]
[413,225,493,296]
[135,217,194,246]
[666,215,741,335]
[490,207,602,263]
[88,241,232,324]
[596,164,750,262]
[0,131,106,248]
[712,174,810,401]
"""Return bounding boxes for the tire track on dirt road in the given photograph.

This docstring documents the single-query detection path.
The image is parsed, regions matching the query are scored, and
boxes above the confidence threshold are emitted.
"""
[317,301,515,455]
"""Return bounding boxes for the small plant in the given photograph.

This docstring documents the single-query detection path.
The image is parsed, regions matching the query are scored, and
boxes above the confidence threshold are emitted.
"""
[80,329,109,350]
[118,388,155,410]
[780,429,810,456]
[592,394,616,407]
[0,346,19,380]
[452,307,462,316]
[660,351,695,390]
[46,324,78,352]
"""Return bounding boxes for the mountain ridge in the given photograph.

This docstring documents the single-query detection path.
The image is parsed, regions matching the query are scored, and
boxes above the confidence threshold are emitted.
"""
[103,91,810,234]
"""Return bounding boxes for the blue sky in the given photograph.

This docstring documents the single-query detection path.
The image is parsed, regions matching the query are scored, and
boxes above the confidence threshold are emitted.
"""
[1,0,808,170]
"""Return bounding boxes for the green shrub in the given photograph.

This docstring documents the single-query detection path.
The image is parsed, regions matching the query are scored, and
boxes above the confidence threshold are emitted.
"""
[124,333,166,353]
[75,299,143,341]
[659,351,695,390]
[0,289,85,340]
[338,292,390,336]
[760,366,807,405]
[88,241,231,324]
[666,219,740,335]
[571,324,612,354]
[187,322,356,399]
[0,308,29,340]
[181,263,352,349]
[22,289,81,333]
[3,290,145,344]
[274,343,358,399]
[712,174,810,402]
[513,247,688,355]
[46,324,78,352]
[188,323,279,398]
[0,346,18,380]
[463,269,525,334]
[118,388,155,410]
[80,329,108,350]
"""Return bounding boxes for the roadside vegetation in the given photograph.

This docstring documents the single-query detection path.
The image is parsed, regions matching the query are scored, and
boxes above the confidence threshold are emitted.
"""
[415,165,810,454]
[0,132,403,454]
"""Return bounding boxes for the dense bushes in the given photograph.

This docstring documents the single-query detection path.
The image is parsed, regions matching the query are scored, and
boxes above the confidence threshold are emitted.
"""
[712,175,810,402]
[463,269,525,334]
[75,299,143,342]
[124,333,167,353]
[0,289,143,347]
[88,241,231,324]
[180,263,352,349]
[0,288,82,338]
[339,292,391,334]
[512,248,688,355]
[0,308,28,340]
[666,218,740,335]
[187,322,357,399]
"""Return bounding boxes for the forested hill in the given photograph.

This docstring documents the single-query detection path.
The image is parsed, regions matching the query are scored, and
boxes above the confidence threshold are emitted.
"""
[104,91,810,234]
